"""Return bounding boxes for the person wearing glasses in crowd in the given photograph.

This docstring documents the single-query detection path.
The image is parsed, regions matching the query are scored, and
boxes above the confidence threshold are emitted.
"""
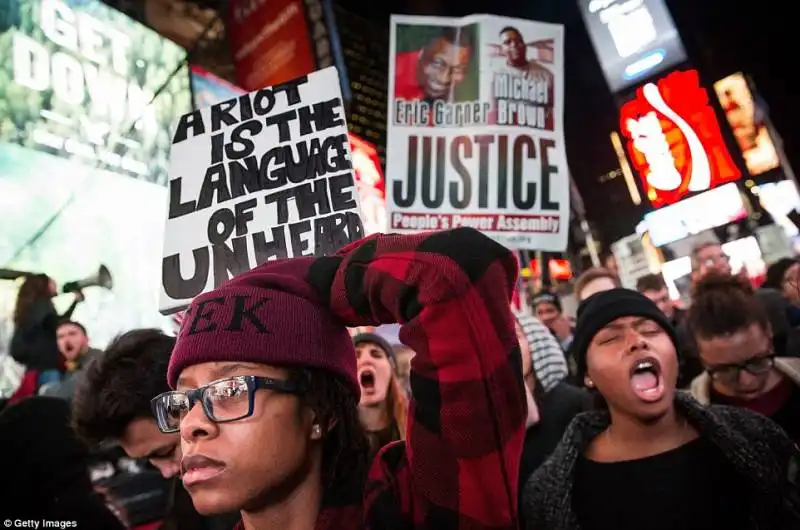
[72,329,238,530]
[523,288,800,530]
[151,228,524,530]
[690,241,732,284]
[687,274,800,443]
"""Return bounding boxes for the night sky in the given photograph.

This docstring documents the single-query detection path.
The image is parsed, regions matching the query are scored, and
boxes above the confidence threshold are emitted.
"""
[338,0,798,247]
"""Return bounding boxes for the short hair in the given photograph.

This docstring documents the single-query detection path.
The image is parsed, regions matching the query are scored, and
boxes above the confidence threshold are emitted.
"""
[764,257,799,290]
[574,267,621,300]
[686,273,769,342]
[636,273,667,293]
[690,241,722,271]
[499,26,522,38]
[429,26,473,51]
[72,329,175,445]
[57,320,87,336]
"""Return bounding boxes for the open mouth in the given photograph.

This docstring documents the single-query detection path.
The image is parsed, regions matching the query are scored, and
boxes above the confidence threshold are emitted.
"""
[629,356,664,402]
[359,369,376,392]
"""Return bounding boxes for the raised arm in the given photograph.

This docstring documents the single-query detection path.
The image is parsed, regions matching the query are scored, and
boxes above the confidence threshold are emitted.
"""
[308,227,526,529]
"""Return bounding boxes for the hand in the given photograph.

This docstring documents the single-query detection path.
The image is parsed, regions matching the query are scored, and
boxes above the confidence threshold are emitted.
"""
[550,316,572,341]
[172,311,186,329]
[73,290,85,303]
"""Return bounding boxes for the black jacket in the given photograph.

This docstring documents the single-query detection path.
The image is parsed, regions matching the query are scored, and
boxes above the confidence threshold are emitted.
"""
[10,298,77,371]
[0,397,126,528]
[523,393,800,529]
[520,382,592,486]
[519,382,591,528]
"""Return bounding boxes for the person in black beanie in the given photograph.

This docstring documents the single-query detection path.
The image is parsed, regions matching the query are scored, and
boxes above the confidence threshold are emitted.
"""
[523,288,800,530]
[0,397,126,527]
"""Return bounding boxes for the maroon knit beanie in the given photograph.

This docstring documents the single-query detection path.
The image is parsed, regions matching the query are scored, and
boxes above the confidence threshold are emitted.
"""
[167,257,359,398]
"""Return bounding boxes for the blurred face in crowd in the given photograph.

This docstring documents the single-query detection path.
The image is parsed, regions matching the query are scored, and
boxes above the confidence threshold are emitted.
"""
[535,302,560,328]
[418,37,471,100]
[119,417,181,478]
[57,322,89,361]
[515,320,539,427]
[585,316,678,422]
[174,362,319,515]
[578,277,618,302]
[781,262,800,304]
[515,321,534,391]
[500,29,527,65]
[356,341,393,407]
[696,323,782,400]
[693,244,732,282]
[641,287,675,320]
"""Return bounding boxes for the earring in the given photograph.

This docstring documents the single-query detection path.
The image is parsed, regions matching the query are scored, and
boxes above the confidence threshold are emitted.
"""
[585,379,594,388]
[312,424,322,437]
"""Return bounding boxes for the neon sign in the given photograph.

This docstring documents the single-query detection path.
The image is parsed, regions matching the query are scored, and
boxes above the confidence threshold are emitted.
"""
[619,69,741,208]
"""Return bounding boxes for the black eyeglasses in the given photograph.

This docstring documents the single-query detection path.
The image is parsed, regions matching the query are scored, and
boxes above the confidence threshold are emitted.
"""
[706,354,776,383]
[151,375,306,434]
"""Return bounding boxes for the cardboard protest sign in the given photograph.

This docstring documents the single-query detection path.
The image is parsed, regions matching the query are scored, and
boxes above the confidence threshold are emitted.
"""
[387,15,569,251]
[160,67,363,314]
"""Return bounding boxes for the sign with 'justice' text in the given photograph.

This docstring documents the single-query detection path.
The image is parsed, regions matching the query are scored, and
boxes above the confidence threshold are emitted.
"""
[386,14,569,251]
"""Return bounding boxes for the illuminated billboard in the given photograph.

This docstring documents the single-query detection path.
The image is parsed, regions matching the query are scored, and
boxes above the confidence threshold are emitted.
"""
[578,0,687,93]
[714,73,780,177]
[643,183,748,247]
[0,142,173,357]
[0,0,192,184]
[190,65,245,109]
[619,69,741,208]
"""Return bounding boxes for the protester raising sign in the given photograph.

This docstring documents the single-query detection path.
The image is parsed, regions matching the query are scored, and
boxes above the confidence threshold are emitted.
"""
[387,15,569,251]
[160,67,364,314]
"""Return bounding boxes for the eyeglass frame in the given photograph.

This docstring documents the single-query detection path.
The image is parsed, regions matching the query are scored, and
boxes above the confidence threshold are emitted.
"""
[151,375,307,434]
[706,353,777,383]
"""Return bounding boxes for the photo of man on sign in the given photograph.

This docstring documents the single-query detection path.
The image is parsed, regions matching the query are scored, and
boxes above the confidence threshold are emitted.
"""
[393,24,479,104]
[487,23,556,131]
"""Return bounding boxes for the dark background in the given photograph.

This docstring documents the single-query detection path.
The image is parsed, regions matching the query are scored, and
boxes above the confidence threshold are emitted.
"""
[187,0,794,247]
[331,0,796,246]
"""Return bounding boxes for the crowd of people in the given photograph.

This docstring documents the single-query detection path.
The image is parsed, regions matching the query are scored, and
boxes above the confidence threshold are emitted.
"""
[1,229,800,529]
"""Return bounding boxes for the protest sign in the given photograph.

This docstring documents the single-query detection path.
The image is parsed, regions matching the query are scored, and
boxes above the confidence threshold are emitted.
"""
[160,67,363,314]
[387,15,569,251]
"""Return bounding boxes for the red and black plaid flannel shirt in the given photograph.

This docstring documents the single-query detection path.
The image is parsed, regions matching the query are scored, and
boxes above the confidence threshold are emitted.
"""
[235,227,526,529]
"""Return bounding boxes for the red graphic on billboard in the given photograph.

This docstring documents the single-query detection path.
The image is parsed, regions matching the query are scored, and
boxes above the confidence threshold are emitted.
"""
[619,69,741,208]
[348,133,386,235]
[228,0,316,91]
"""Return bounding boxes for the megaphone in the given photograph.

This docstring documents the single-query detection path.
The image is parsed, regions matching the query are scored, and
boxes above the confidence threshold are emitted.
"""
[62,265,113,294]
[0,268,33,281]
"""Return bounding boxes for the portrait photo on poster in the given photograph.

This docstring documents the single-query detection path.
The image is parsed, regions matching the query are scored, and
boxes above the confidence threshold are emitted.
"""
[484,20,556,131]
[392,21,484,128]
[160,66,365,314]
[385,14,569,253]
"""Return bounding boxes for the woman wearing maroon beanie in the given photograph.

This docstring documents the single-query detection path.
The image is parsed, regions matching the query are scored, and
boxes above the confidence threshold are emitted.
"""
[151,228,525,530]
